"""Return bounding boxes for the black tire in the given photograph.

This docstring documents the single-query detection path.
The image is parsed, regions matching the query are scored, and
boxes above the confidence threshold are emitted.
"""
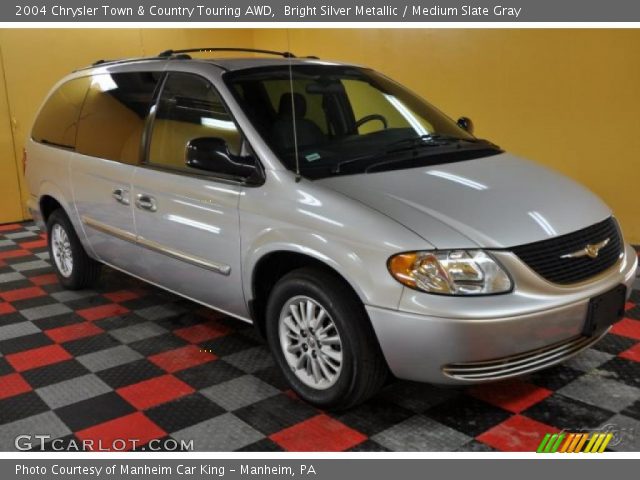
[265,267,388,410]
[47,209,101,290]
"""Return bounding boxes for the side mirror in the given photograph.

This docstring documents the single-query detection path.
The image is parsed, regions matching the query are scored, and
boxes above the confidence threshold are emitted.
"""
[457,117,474,135]
[185,137,257,179]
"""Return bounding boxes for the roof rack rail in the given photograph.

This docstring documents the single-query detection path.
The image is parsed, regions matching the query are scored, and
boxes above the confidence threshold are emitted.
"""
[77,56,163,71]
[158,47,296,59]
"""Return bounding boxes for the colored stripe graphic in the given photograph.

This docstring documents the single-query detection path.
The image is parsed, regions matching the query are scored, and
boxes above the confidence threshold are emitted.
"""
[584,434,599,453]
[558,433,575,453]
[544,434,559,453]
[567,433,583,453]
[536,433,551,453]
[537,432,613,453]
[597,433,613,453]
[550,434,565,453]
[573,433,590,453]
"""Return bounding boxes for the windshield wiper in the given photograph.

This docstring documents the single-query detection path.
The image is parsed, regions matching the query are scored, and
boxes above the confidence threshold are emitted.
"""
[332,135,462,174]
[330,153,379,174]
[330,135,491,175]
[365,137,497,173]
[384,134,477,154]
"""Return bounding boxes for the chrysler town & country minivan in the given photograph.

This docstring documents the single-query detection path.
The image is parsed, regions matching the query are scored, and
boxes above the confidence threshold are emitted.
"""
[25,48,638,409]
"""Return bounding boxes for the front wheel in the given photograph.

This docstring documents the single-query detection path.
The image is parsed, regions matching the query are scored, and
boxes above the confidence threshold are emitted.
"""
[265,268,388,410]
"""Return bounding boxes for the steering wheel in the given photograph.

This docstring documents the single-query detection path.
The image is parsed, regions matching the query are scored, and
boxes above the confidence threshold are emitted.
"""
[355,114,388,130]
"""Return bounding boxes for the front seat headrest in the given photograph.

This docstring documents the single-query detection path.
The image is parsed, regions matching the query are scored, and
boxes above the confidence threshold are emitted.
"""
[278,92,307,117]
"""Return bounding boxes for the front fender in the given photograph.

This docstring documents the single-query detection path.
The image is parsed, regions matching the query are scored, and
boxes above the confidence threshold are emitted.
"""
[242,227,405,310]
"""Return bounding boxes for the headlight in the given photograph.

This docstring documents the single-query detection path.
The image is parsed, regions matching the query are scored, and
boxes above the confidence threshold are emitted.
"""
[388,250,512,295]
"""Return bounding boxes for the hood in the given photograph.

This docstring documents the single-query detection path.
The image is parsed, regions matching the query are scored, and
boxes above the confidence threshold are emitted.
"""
[316,152,612,249]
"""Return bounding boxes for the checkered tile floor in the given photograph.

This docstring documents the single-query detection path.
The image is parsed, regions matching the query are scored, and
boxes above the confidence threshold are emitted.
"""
[1,221,639,452]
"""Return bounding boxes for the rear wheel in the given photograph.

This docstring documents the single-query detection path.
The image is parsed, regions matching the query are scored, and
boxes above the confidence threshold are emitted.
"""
[265,267,388,410]
[47,209,101,289]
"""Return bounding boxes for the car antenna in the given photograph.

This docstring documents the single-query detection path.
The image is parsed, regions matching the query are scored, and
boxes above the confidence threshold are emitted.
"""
[286,30,301,183]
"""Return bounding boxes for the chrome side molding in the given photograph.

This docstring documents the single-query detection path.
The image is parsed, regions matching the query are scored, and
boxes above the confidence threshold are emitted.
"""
[81,215,231,276]
[137,235,231,276]
[82,215,137,244]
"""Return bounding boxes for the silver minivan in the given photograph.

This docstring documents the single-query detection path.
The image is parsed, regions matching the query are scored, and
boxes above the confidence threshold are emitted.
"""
[25,49,637,409]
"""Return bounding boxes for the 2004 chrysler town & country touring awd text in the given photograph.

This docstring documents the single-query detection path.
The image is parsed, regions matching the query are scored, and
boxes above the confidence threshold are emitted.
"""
[25,48,638,409]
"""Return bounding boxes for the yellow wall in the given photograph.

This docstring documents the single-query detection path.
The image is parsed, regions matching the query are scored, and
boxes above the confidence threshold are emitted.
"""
[0,29,638,243]
[0,47,22,223]
[254,29,640,243]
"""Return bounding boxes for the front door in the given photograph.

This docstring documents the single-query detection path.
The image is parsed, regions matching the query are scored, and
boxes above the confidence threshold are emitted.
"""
[132,71,248,318]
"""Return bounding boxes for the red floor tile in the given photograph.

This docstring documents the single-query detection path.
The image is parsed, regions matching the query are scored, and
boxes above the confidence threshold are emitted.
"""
[611,318,640,341]
[0,224,21,232]
[270,414,367,451]
[625,301,635,311]
[174,321,231,343]
[0,249,30,260]
[469,380,553,413]
[76,412,166,451]
[0,302,16,315]
[19,238,48,250]
[6,344,72,372]
[45,322,104,343]
[619,343,640,363]
[117,375,195,410]
[77,303,129,321]
[103,290,140,303]
[149,345,217,373]
[0,373,32,400]
[29,273,58,286]
[0,286,46,303]
[477,415,560,452]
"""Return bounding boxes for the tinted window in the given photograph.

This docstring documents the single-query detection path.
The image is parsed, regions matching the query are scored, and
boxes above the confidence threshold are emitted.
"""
[148,72,242,175]
[76,72,161,164]
[226,66,499,179]
[32,77,91,148]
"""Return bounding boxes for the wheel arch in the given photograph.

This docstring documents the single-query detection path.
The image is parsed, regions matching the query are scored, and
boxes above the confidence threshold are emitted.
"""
[36,183,96,259]
[248,248,367,337]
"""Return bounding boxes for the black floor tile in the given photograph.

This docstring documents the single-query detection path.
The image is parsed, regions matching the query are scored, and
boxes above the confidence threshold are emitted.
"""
[145,393,226,433]
[426,396,511,437]
[22,359,90,389]
[523,394,614,430]
[175,360,244,390]
[234,394,318,436]
[55,392,136,432]
[0,391,50,425]
[97,359,165,389]
[0,332,53,356]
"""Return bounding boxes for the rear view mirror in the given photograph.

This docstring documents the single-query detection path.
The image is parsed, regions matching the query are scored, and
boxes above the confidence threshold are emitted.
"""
[185,137,258,180]
[457,117,474,135]
[305,82,345,94]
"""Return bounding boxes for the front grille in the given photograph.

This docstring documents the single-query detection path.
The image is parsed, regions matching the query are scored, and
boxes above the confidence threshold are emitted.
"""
[442,332,607,381]
[512,217,623,284]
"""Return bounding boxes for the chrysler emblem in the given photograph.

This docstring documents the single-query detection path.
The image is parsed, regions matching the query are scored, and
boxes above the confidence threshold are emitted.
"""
[560,238,610,259]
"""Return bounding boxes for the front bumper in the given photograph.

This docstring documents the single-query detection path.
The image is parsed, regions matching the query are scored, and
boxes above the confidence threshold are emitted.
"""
[367,243,637,384]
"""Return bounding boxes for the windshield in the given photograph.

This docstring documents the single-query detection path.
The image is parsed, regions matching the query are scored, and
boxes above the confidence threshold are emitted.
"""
[225,65,501,178]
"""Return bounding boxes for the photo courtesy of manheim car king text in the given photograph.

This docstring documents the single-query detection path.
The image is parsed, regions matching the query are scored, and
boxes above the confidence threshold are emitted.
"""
[0,0,639,477]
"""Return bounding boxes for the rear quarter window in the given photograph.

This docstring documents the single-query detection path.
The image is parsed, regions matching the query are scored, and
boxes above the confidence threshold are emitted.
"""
[31,76,91,148]
[75,71,161,164]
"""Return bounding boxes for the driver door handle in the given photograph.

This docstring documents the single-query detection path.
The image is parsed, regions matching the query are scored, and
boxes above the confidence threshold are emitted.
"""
[112,188,130,205]
[135,193,157,212]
